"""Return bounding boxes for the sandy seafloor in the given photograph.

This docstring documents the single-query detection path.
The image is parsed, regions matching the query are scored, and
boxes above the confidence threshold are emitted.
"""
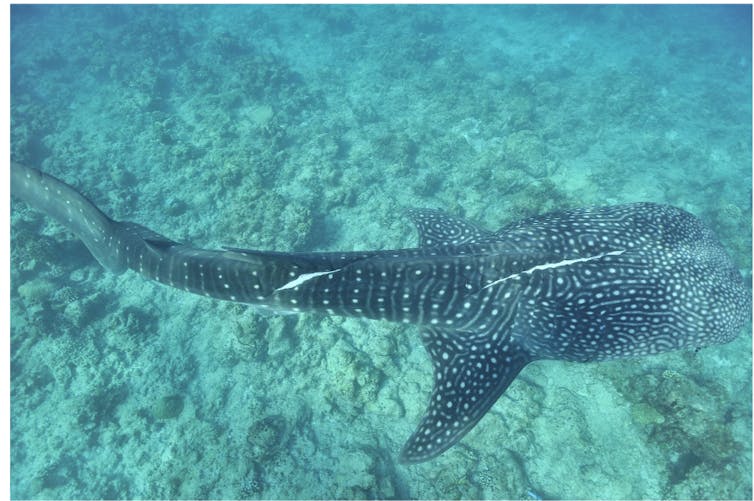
[9,5,752,500]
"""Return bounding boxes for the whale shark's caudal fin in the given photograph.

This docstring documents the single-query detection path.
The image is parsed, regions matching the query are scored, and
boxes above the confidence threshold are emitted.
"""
[399,326,533,463]
[11,162,128,273]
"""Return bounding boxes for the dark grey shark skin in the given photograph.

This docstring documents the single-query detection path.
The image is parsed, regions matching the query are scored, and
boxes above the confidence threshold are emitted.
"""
[11,162,751,463]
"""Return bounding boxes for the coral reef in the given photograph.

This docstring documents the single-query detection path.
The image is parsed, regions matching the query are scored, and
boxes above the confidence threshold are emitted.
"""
[151,394,185,420]
[10,4,751,499]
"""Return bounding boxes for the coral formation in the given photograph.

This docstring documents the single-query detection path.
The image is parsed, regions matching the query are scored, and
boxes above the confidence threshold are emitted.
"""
[10,4,751,499]
[151,394,185,420]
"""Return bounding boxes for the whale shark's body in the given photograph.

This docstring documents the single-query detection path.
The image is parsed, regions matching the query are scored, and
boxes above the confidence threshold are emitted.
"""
[11,162,750,463]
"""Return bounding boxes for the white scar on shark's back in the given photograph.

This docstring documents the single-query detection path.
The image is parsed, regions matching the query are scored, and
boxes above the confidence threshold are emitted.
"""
[275,269,342,292]
[482,250,626,290]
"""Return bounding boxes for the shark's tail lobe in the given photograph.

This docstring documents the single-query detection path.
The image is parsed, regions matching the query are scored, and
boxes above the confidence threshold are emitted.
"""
[11,162,127,273]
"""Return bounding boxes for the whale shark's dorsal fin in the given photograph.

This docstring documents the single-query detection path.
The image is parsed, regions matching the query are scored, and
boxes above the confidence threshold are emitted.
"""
[116,221,180,258]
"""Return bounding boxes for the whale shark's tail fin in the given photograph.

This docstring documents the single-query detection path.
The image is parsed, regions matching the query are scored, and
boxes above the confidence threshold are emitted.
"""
[11,162,127,273]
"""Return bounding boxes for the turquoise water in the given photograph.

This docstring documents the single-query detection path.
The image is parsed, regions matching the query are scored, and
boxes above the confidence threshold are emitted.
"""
[10,5,751,499]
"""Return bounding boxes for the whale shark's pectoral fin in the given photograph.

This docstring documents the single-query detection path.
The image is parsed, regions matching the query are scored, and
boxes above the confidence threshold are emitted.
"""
[399,326,533,464]
[407,208,495,246]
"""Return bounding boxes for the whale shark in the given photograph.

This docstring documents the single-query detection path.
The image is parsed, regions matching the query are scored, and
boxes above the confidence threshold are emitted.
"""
[11,162,750,463]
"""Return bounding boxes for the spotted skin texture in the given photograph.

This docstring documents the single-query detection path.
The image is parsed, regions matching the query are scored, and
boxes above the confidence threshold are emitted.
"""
[11,163,751,463]
[400,205,750,461]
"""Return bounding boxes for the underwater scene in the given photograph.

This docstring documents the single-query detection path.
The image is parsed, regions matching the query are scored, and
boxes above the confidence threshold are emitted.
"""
[9,4,752,500]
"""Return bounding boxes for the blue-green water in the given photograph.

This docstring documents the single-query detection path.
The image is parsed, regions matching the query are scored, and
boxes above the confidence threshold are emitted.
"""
[10,5,752,499]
